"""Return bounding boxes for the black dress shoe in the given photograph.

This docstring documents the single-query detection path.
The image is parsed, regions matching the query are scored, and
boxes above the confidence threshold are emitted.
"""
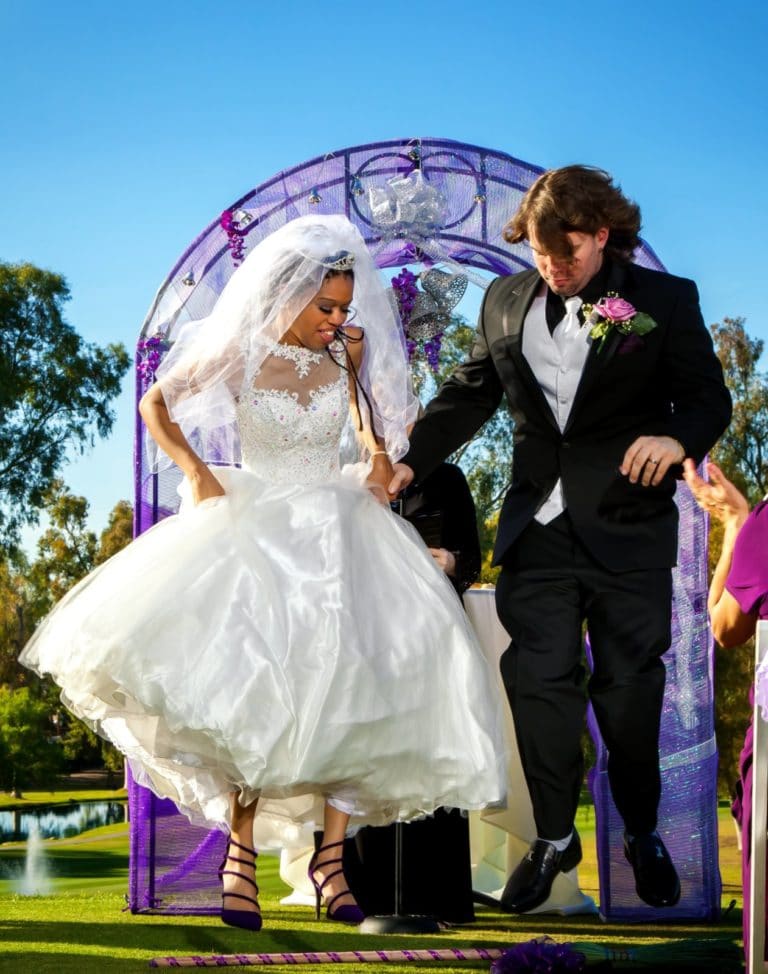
[500,831,582,914]
[623,832,681,907]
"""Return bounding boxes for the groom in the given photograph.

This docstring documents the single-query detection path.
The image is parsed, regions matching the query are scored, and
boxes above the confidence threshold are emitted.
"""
[389,165,731,912]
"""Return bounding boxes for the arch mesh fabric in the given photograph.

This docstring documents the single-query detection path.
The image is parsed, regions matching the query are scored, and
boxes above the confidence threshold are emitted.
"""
[129,137,718,920]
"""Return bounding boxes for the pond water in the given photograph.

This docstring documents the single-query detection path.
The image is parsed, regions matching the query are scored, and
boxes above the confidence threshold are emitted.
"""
[0,801,127,842]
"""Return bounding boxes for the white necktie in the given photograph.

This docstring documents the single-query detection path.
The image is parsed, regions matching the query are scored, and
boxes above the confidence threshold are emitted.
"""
[553,295,583,354]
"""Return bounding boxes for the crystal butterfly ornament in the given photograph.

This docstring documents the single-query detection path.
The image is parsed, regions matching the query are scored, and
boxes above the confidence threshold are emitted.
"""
[407,268,468,341]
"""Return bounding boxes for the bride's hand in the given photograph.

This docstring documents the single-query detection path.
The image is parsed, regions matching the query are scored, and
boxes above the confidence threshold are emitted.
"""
[366,452,395,506]
[189,466,226,506]
[365,482,390,506]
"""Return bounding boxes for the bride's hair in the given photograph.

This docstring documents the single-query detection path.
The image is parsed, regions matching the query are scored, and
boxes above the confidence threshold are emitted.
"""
[269,252,355,303]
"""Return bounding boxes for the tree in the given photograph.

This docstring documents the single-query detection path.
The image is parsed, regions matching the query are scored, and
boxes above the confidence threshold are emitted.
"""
[0,552,33,687]
[0,262,130,551]
[0,488,134,778]
[710,316,768,503]
[28,479,98,616]
[96,500,133,564]
[8,485,134,667]
[26,488,133,774]
[0,685,62,795]
[57,713,122,779]
[412,317,513,581]
[26,483,133,610]
[0,482,104,691]
[60,716,102,769]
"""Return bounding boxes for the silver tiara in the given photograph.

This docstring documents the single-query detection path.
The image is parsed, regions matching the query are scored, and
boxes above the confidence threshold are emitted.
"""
[323,250,356,271]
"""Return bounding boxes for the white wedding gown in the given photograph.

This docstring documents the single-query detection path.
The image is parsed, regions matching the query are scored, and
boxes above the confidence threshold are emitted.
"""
[21,341,507,847]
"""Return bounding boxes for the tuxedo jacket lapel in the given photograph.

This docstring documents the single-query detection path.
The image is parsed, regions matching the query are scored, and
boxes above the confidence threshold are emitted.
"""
[564,262,628,433]
[501,273,560,433]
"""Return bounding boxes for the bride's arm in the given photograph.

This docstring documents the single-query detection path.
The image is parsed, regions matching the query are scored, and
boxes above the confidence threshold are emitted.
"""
[344,329,394,504]
[139,383,225,505]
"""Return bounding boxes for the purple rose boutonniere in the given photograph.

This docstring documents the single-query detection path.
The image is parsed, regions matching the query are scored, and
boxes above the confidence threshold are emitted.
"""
[583,292,657,354]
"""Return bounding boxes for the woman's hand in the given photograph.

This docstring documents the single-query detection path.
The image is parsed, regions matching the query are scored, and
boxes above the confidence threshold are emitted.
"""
[684,458,754,645]
[140,382,225,506]
[683,459,749,529]
[366,452,395,506]
[365,482,390,506]
[429,547,457,577]
[189,466,226,506]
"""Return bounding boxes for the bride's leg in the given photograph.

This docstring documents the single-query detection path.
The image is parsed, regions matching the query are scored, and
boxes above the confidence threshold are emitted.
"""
[220,794,262,929]
[308,800,364,923]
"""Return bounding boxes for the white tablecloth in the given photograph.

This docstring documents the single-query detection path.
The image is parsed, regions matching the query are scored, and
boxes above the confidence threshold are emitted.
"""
[464,587,596,914]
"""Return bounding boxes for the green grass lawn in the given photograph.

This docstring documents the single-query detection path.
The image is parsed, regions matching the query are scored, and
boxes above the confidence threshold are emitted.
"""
[0,790,127,811]
[0,811,745,973]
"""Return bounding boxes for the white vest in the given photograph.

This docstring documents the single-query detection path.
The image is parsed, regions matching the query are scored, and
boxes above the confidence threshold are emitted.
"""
[521,292,593,524]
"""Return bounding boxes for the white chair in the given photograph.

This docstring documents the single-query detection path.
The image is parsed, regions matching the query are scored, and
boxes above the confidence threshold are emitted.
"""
[749,619,768,972]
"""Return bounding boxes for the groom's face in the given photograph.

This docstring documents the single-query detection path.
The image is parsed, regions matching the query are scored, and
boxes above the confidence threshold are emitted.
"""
[529,227,608,296]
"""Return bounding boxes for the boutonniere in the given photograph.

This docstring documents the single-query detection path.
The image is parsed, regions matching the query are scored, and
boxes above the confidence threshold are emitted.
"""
[582,293,657,353]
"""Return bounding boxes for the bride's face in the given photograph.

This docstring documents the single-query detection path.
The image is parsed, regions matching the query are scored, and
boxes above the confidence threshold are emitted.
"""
[282,274,355,351]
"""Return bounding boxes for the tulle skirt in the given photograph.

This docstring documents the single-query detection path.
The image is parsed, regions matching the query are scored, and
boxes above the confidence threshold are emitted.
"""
[21,465,507,847]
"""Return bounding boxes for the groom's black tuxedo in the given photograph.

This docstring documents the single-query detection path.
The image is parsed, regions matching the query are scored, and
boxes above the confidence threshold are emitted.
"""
[404,260,731,572]
[403,258,731,844]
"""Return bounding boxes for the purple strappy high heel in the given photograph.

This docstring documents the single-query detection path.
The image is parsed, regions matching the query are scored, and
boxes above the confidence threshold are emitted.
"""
[308,839,365,924]
[219,836,262,931]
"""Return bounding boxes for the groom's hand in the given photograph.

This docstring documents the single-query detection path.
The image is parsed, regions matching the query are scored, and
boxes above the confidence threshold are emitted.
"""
[620,435,685,487]
[388,463,415,496]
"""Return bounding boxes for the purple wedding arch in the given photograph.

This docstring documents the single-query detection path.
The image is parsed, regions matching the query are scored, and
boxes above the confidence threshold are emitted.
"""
[129,137,720,920]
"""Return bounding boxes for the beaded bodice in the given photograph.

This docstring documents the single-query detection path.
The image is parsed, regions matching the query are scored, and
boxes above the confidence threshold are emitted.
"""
[235,340,349,485]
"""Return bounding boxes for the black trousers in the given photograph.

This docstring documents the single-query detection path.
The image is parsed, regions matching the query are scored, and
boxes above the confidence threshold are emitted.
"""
[496,512,672,840]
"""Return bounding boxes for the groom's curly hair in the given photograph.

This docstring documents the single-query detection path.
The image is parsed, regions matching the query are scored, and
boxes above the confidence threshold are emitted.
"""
[504,165,642,264]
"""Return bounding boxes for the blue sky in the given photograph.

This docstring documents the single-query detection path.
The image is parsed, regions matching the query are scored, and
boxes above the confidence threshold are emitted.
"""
[2,0,766,543]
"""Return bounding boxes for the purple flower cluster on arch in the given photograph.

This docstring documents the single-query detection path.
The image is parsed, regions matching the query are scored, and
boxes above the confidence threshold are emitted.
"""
[220,209,246,265]
[136,334,168,385]
[391,267,444,373]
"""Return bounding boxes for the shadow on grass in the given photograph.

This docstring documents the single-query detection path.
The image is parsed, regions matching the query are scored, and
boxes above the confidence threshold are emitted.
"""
[471,907,743,936]
[0,915,512,957]
[0,911,745,974]
[0,956,142,973]
[2,905,738,946]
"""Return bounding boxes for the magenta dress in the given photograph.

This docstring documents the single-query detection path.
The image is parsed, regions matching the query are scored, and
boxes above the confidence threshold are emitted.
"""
[726,501,768,958]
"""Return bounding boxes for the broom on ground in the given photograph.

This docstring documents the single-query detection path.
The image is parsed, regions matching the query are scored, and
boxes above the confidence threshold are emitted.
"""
[150,936,742,970]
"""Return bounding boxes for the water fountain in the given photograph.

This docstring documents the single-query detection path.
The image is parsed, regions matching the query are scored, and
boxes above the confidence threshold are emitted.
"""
[17,821,51,895]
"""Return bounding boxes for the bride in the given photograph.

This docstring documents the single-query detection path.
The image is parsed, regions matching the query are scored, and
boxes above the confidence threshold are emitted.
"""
[20,215,506,931]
